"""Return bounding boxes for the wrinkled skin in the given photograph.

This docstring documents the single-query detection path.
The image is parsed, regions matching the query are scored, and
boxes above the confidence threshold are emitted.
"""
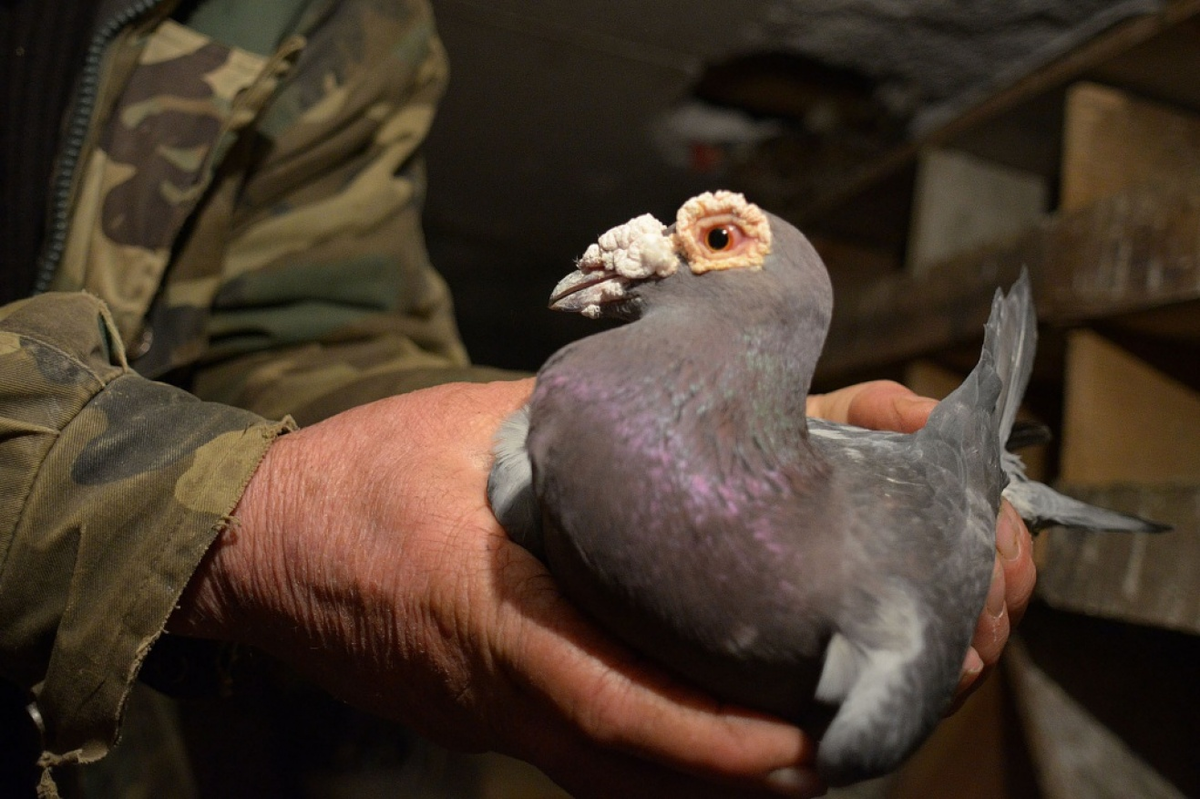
[172,377,1034,798]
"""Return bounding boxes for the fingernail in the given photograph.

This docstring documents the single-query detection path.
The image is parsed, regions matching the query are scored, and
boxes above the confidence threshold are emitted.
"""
[997,502,1022,562]
[766,766,828,796]
[899,394,938,410]
[898,395,938,426]
[986,559,1006,618]
[962,647,984,677]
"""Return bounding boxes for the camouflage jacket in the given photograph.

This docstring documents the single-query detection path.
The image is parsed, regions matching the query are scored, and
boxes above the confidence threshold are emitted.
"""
[0,0,507,780]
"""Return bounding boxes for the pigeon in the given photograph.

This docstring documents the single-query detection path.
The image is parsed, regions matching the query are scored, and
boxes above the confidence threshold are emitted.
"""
[487,191,1167,785]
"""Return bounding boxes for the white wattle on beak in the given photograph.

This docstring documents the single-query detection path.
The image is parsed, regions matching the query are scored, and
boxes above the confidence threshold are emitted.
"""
[547,213,679,318]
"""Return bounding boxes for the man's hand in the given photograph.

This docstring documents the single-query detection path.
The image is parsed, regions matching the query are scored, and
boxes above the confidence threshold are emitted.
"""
[173,379,823,799]
[807,379,1037,706]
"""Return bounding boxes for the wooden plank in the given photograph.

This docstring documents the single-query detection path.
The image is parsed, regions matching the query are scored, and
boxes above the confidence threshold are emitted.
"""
[1036,483,1200,634]
[1061,332,1200,484]
[1006,641,1188,799]
[1062,82,1200,209]
[907,149,1048,274]
[1055,80,1200,514]
[817,181,1200,380]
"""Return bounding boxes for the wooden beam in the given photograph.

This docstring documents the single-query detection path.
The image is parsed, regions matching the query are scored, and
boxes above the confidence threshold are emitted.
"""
[1062,82,1200,209]
[1054,80,1200,495]
[816,181,1200,380]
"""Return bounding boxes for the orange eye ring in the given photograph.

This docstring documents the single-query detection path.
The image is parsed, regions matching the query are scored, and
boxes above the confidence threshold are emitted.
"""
[675,191,772,273]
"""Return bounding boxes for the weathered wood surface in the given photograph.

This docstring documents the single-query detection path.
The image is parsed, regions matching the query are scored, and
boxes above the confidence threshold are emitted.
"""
[1036,483,1200,634]
[817,181,1200,380]
[907,148,1048,274]
[1006,642,1188,799]
[1062,82,1200,210]
[1061,331,1200,484]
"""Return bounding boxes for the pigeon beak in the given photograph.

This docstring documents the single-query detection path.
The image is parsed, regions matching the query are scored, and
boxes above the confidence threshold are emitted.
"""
[548,268,630,315]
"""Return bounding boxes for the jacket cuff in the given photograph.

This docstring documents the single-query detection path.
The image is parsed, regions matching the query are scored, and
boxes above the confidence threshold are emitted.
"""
[0,293,294,766]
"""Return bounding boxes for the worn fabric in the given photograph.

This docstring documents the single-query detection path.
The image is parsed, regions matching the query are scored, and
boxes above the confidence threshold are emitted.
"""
[0,293,292,768]
[1,0,511,783]
[48,0,472,386]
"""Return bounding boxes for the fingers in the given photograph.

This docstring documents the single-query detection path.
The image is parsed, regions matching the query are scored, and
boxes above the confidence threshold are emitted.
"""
[970,501,1036,671]
[504,668,827,799]
[972,557,1011,668]
[996,500,1036,628]
[530,725,827,799]
[499,655,825,796]
[509,689,825,798]
[807,380,937,433]
[947,557,1008,712]
[486,544,817,792]
[949,500,1038,710]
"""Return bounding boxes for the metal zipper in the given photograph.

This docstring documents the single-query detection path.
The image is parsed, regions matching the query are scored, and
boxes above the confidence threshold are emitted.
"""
[33,0,168,294]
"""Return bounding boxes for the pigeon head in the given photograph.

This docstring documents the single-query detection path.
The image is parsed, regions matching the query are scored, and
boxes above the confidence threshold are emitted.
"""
[548,191,832,329]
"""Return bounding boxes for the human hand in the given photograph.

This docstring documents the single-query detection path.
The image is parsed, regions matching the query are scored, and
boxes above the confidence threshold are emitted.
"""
[806,379,1037,707]
[173,379,824,798]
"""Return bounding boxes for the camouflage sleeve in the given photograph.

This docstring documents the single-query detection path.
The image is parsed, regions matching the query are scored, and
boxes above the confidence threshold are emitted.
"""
[185,0,520,423]
[0,292,293,768]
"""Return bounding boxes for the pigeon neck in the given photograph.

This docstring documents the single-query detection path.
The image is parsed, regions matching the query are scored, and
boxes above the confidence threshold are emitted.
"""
[652,307,822,458]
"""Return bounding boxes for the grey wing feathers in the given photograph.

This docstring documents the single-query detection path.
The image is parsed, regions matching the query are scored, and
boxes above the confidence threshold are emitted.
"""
[806,423,993,784]
[487,405,547,559]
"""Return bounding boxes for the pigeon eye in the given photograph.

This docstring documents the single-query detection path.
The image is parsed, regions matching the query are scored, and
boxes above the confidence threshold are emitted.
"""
[701,223,747,255]
[706,226,732,251]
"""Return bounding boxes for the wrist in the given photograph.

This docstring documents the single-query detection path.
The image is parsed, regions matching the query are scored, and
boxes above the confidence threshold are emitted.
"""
[168,435,297,642]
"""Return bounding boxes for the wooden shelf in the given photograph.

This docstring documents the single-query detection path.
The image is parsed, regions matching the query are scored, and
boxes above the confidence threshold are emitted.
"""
[815,180,1200,381]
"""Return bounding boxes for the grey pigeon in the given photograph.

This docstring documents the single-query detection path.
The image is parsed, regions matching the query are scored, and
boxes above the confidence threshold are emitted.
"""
[487,191,1166,785]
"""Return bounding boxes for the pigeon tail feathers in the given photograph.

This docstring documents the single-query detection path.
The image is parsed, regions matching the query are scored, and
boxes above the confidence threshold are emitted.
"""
[989,269,1037,446]
[1002,471,1171,533]
[970,270,1170,533]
